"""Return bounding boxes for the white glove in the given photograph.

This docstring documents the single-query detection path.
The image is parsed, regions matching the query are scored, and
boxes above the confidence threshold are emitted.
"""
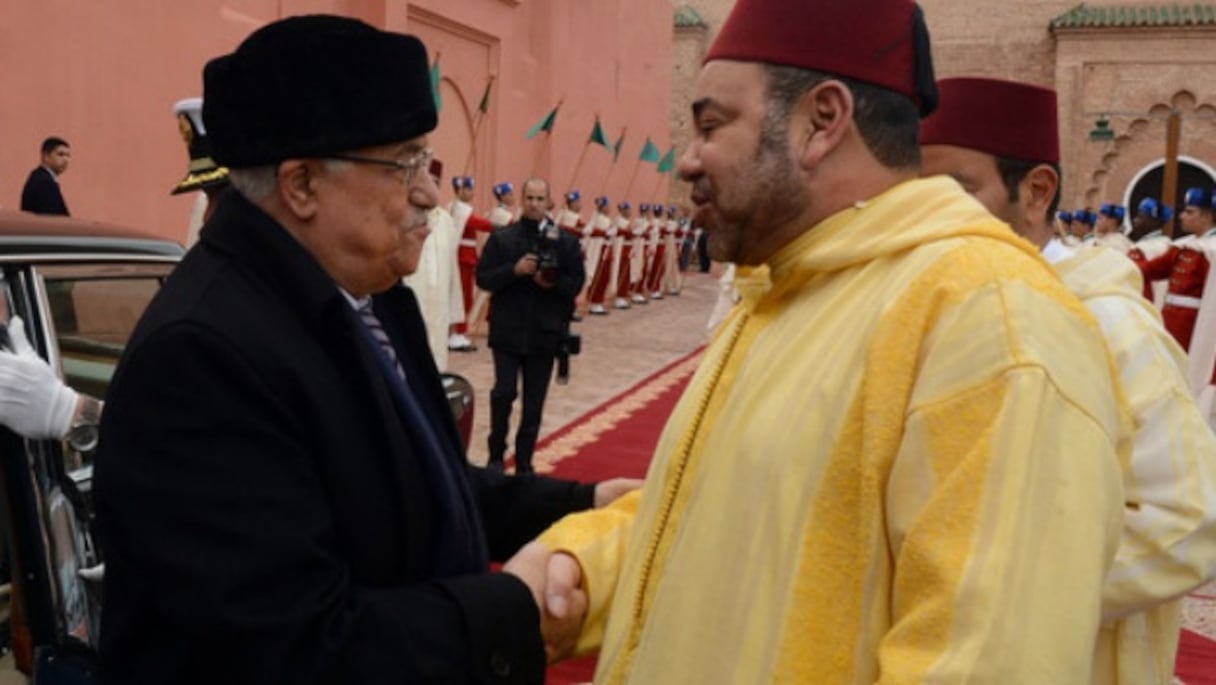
[0,316,78,439]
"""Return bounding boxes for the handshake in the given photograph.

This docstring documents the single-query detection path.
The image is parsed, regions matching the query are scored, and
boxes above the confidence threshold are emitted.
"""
[501,541,588,663]
[501,476,641,662]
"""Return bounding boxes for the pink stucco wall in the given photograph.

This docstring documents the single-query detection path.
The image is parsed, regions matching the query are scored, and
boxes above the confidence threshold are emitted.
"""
[0,0,673,242]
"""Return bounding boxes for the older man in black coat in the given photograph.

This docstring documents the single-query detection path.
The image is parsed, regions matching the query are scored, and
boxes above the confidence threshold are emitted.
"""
[95,16,631,685]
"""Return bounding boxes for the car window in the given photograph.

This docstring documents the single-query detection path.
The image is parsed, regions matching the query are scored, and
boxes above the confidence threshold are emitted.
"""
[35,264,171,474]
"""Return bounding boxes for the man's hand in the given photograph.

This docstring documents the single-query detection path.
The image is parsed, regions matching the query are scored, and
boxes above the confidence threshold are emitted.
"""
[502,541,588,663]
[0,316,78,439]
[594,477,644,508]
[514,253,540,277]
[542,550,585,662]
[532,271,556,289]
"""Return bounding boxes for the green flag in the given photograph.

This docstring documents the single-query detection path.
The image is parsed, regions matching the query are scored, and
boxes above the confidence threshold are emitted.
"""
[526,104,560,139]
[612,129,627,162]
[639,137,661,163]
[589,118,611,149]
[429,56,442,113]
[477,77,493,113]
[656,146,676,173]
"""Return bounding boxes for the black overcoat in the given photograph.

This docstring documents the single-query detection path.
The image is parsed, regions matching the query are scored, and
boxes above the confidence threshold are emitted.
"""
[95,191,594,684]
[475,219,585,355]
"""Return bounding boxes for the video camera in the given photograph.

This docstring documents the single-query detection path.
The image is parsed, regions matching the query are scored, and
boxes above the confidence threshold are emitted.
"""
[533,217,562,282]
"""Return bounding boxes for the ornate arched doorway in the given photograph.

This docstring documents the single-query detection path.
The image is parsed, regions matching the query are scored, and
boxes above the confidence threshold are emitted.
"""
[1124,156,1216,233]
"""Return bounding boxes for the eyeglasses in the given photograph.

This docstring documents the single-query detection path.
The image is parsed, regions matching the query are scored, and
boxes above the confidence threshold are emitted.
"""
[326,147,434,186]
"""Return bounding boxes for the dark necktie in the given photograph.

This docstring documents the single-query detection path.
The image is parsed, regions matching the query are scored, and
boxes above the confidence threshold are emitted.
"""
[355,301,488,575]
[358,303,407,383]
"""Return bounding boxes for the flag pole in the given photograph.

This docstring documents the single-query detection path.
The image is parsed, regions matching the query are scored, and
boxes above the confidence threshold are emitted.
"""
[462,75,495,176]
[649,169,665,199]
[565,141,592,194]
[622,155,643,201]
[597,165,615,198]
[599,126,627,196]
[564,114,599,193]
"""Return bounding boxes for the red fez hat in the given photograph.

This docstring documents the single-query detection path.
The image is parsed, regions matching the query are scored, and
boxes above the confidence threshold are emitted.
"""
[704,0,938,116]
[920,77,1059,165]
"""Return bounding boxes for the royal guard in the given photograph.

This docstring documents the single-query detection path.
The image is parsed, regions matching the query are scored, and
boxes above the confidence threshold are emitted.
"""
[610,201,634,309]
[646,204,668,299]
[488,181,516,227]
[1066,208,1096,245]
[632,200,651,302]
[1094,203,1132,253]
[1136,187,1216,362]
[627,203,652,304]
[583,196,614,315]
[466,182,515,337]
[1127,198,1177,304]
[557,190,586,241]
[1054,210,1072,240]
[172,97,230,246]
[662,204,682,295]
[1130,197,1174,243]
[447,176,492,352]
[557,190,588,317]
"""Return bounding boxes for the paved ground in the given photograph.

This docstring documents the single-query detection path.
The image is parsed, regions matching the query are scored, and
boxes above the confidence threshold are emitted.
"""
[448,269,722,466]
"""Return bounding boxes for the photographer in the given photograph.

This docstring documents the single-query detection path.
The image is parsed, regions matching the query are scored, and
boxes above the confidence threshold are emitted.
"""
[476,178,585,474]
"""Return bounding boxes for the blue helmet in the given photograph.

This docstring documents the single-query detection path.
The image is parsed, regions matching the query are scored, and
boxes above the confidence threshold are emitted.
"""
[493,182,514,199]
[1056,210,1072,223]
[1099,203,1126,221]
[566,189,581,203]
[1184,187,1213,209]
[595,195,609,208]
[1137,197,1174,222]
[1075,210,1096,226]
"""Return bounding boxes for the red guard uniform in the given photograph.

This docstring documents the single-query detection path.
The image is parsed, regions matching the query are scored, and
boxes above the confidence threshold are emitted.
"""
[1138,239,1210,351]
[1127,230,1173,302]
[557,208,586,253]
[453,211,494,334]
[608,212,632,308]
[583,210,613,312]
[646,219,668,297]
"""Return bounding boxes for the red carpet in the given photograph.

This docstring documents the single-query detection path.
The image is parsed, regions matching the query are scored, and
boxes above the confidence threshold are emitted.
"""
[531,347,1216,684]
[533,347,702,480]
[1177,628,1216,685]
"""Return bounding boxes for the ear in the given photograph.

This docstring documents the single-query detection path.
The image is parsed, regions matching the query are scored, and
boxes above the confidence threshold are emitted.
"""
[1020,163,1058,222]
[276,160,320,221]
[794,80,854,170]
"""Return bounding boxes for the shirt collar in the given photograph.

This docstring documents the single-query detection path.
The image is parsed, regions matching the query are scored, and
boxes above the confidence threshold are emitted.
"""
[338,287,370,312]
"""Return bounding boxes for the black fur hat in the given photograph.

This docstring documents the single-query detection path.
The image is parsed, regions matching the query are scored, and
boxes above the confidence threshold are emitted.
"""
[203,15,436,168]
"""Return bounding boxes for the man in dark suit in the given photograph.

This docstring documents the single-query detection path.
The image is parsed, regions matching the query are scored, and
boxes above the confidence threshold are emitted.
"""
[95,16,632,684]
[19,136,71,215]
[476,178,585,475]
